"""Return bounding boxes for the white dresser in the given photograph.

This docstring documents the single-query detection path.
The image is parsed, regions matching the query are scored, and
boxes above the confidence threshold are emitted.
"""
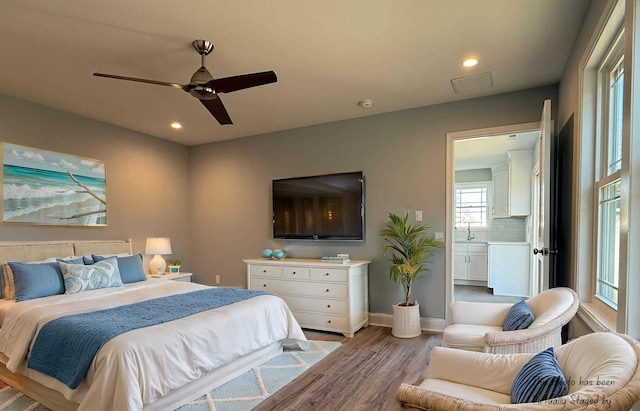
[244,258,370,338]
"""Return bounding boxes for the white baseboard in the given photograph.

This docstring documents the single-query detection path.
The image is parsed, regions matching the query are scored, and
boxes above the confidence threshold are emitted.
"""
[368,312,447,333]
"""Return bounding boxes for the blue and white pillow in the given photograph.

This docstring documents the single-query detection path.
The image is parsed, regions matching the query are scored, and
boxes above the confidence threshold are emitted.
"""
[59,257,123,294]
[92,253,147,284]
[511,347,568,404]
[503,300,535,331]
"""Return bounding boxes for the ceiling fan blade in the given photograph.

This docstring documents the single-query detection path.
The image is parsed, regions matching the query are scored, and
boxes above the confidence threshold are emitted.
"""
[210,71,277,93]
[93,73,186,90]
[200,97,232,125]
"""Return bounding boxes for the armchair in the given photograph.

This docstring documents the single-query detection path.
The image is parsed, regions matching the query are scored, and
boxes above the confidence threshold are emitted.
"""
[442,287,579,353]
[397,332,640,410]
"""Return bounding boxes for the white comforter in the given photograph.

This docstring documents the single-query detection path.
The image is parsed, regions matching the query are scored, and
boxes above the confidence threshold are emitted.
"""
[0,280,308,410]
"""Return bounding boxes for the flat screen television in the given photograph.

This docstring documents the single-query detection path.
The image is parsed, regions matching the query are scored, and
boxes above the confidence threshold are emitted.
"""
[273,171,365,240]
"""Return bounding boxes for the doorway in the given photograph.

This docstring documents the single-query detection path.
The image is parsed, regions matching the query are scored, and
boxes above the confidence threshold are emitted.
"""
[446,122,541,307]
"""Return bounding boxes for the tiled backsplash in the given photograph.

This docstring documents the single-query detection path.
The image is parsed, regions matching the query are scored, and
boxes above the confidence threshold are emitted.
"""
[454,218,528,242]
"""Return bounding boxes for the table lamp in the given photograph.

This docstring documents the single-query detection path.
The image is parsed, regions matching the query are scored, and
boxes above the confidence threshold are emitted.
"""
[145,237,172,275]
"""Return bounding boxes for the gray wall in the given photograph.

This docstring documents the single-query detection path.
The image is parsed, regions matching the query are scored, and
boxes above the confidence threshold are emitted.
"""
[455,168,492,183]
[189,85,558,319]
[0,94,192,270]
[558,0,610,131]
[0,85,558,320]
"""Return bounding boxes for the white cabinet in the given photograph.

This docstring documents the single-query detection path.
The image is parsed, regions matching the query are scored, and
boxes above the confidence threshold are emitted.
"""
[492,150,532,218]
[453,243,488,282]
[245,258,370,338]
[488,242,531,297]
[492,169,509,218]
[508,150,532,216]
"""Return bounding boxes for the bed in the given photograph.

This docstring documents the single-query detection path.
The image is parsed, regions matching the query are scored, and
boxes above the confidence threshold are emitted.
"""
[0,240,308,411]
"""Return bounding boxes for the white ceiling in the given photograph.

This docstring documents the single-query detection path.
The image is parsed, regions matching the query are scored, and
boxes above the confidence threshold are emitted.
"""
[0,0,589,146]
[454,130,540,170]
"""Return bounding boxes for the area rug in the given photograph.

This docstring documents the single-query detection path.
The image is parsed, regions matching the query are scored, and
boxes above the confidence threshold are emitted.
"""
[0,340,341,411]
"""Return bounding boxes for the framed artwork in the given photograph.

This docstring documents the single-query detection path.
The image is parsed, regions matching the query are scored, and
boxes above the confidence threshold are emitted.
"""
[2,143,106,226]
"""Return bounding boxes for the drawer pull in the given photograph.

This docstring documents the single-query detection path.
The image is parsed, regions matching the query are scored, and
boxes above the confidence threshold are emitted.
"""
[326,289,330,293]
[327,320,332,324]
[262,284,267,287]
[292,271,296,275]
[262,269,267,273]
[325,272,330,276]
[327,304,331,308]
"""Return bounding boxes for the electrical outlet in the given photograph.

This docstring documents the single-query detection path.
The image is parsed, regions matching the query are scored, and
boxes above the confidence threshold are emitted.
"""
[215,275,220,284]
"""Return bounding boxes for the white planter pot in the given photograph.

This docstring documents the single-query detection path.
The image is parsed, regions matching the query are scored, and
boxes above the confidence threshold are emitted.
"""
[392,303,421,338]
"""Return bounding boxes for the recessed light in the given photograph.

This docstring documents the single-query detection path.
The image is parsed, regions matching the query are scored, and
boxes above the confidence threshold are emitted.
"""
[170,122,182,129]
[462,58,478,68]
[358,99,373,108]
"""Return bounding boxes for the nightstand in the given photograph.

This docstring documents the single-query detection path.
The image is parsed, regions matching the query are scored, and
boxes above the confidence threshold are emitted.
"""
[150,272,193,282]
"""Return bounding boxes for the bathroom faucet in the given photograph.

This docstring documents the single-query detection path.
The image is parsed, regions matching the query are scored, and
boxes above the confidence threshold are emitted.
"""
[467,222,475,241]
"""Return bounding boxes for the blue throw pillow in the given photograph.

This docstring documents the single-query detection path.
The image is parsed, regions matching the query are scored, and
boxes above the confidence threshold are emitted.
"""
[511,347,568,404]
[82,255,95,264]
[8,261,65,302]
[92,254,147,284]
[56,257,85,265]
[503,300,535,331]
[59,257,123,294]
[0,266,5,299]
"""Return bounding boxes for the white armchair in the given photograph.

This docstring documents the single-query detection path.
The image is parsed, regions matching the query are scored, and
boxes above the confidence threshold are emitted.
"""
[442,287,579,354]
[397,332,640,410]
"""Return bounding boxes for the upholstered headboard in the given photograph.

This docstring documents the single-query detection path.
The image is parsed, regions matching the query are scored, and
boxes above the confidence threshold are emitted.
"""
[0,240,133,263]
[72,240,133,258]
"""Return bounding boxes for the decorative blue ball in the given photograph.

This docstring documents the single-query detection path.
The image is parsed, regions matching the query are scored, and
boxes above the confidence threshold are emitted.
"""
[262,249,273,259]
[272,249,285,260]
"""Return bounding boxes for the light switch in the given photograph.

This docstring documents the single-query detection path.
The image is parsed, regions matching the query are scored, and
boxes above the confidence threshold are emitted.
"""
[415,210,423,221]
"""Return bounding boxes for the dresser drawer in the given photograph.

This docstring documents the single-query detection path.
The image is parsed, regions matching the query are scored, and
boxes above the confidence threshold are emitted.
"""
[249,264,282,278]
[251,278,347,299]
[310,267,348,282]
[283,266,310,280]
[292,311,348,332]
[282,295,348,315]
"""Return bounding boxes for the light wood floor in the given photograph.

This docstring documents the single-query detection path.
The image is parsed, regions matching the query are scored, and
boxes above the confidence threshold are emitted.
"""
[254,325,440,411]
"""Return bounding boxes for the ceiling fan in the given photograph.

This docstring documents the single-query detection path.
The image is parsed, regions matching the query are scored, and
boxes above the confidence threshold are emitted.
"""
[93,40,277,125]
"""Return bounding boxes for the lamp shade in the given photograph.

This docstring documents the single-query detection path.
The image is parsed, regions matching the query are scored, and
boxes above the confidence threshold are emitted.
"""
[145,237,172,255]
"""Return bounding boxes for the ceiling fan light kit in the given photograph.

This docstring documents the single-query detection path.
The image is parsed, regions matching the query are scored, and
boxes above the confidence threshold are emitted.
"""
[93,40,277,125]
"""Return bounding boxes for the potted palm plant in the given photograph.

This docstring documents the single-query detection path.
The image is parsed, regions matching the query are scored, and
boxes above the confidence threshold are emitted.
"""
[381,211,445,338]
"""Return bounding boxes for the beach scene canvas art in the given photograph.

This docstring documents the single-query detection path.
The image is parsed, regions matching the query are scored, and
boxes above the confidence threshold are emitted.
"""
[2,143,106,225]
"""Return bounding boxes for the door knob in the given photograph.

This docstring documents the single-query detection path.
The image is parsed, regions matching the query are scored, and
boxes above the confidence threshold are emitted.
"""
[533,247,549,256]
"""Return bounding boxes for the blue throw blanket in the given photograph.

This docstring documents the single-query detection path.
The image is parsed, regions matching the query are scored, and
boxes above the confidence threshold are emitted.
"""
[27,287,269,389]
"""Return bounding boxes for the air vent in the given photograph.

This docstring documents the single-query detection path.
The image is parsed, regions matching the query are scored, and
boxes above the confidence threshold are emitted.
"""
[451,71,493,94]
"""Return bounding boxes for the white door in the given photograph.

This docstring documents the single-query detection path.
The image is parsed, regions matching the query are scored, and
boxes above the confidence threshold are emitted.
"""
[533,99,552,292]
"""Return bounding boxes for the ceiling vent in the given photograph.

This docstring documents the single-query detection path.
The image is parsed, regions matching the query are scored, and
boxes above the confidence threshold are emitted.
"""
[450,71,493,94]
